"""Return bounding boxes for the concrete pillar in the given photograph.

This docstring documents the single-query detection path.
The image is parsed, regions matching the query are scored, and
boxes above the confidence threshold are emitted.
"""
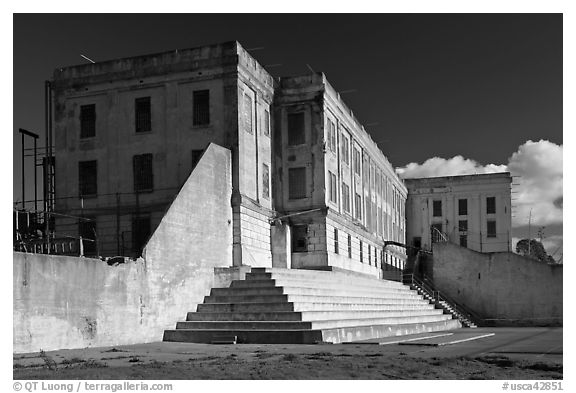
[271,223,291,269]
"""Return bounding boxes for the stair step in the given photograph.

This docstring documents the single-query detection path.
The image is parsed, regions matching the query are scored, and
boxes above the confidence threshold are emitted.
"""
[231,278,411,292]
[196,301,436,313]
[204,293,427,304]
[246,271,406,289]
[210,286,420,298]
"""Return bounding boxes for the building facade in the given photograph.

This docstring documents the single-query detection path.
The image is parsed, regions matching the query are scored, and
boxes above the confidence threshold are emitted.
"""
[404,173,513,253]
[50,41,407,276]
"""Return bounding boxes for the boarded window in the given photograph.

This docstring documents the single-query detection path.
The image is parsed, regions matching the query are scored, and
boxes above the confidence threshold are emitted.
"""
[263,108,270,136]
[334,228,339,254]
[342,183,350,212]
[80,104,96,138]
[487,220,497,238]
[191,149,203,171]
[458,199,468,216]
[288,167,306,199]
[135,97,151,133]
[328,171,337,203]
[193,90,210,126]
[433,200,442,217]
[292,225,308,252]
[487,197,496,214]
[262,163,270,199]
[132,216,151,255]
[79,160,97,197]
[243,93,253,134]
[288,112,305,145]
[79,217,97,255]
[133,154,154,192]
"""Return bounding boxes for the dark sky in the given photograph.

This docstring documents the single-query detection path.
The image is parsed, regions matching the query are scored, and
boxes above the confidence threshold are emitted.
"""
[13,13,563,203]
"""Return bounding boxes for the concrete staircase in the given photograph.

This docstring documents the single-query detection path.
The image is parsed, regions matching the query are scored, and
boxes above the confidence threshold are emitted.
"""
[163,268,461,344]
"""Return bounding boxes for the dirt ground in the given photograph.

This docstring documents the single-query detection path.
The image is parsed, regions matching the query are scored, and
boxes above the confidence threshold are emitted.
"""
[13,328,562,380]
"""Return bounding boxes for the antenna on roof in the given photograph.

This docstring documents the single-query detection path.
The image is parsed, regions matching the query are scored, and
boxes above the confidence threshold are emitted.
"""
[305,64,315,73]
[80,54,96,64]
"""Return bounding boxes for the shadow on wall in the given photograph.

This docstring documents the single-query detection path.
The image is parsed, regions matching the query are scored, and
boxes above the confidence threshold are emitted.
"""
[13,143,234,353]
[431,242,562,327]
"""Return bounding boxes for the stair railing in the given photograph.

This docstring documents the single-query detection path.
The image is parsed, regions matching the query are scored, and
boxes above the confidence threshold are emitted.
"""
[402,273,481,327]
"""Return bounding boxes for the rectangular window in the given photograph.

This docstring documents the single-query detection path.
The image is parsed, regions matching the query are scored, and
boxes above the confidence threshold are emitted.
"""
[458,220,468,232]
[368,246,372,266]
[262,163,270,199]
[288,167,306,199]
[80,104,96,138]
[79,217,97,255]
[132,216,151,256]
[79,160,97,197]
[243,93,253,134]
[191,149,203,171]
[359,240,363,262]
[458,199,468,216]
[133,153,154,192]
[355,193,362,220]
[341,133,350,165]
[292,225,308,252]
[135,97,151,133]
[347,234,352,258]
[433,200,442,217]
[263,108,270,136]
[193,90,210,126]
[487,220,497,238]
[342,183,350,212]
[353,147,361,175]
[328,120,336,152]
[459,235,468,248]
[287,112,305,145]
[334,228,339,254]
[487,197,496,214]
[328,171,337,203]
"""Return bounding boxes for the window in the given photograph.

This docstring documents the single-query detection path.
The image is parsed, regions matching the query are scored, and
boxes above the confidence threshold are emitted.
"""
[191,149,203,171]
[359,240,363,262]
[458,198,468,216]
[487,220,497,238]
[288,167,306,199]
[79,160,97,197]
[80,104,96,138]
[243,93,253,134]
[341,132,350,165]
[353,147,361,175]
[433,200,442,217]
[487,197,496,214]
[133,154,154,192]
[287,112,305,145]
[132,216,151,255]
[348,234,352,258]
[79,217,97,255]
[355,193,362,219]
[135,97,151,133]
[342,183,350,213]
[262,163,270,199]
[193,90,210,126]
[334,228,339,254]
[327,120,336,152]
[263,108,270,136]
[292,225,308,252]
[368,245,371,266]
[431,223,443,242]
[458,220,468,232]
[459,235,468,248]
[328,171,337,203]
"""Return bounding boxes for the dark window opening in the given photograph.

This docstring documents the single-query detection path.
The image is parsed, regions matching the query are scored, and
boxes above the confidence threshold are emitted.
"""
[193,90,210,126]
[433,200,442,217]
[359,240,363,263]
[79,160,97,197]
[263,108,270,136]
[191,149,203,171]
[288,112,305,145]
[133,154,154,192]
[347,234,352,258]
[413,237,422,248]
[288,167,306,199]
[487,220,497,238]
[459,235,468,248]
[292,225,308,253]
[334,228,339,254]
[487,197,496,214]
[132,216,151,255]
[79,218,97,255]
[458,220,468,232]
[368,246,372,266]
[458,199,468,216]
[80,104,96,138]
[262,163,270,199]
[135,97,151,133]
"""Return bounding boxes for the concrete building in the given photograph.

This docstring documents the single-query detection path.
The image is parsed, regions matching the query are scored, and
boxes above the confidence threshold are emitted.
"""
[50,41,407,276]
[404,173,513,253]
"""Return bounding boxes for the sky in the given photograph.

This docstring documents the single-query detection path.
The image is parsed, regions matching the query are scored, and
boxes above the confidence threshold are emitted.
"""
[12,13,563,257]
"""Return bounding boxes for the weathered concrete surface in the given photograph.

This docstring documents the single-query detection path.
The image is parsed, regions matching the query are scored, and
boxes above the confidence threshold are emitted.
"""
[432,243,562,326]
[13,144,233,353]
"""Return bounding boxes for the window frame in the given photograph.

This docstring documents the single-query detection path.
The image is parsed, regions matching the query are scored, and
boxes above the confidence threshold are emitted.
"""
[287,112,305,146]
[193,89,210,126]
[78,160,98,197]
[80,104,96,139]
[135,97,152,133]
[288,167,307,200]
[133,153,154,193]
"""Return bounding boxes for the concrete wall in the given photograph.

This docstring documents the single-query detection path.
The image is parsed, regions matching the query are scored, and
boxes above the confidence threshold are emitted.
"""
[432,242,562,326]
[14,144,233,353]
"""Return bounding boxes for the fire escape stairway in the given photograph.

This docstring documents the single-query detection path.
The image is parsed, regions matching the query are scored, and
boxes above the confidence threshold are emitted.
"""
[163,268,462,344]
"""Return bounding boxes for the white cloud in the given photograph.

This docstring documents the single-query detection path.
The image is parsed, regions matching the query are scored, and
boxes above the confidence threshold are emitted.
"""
[396,140,563,228]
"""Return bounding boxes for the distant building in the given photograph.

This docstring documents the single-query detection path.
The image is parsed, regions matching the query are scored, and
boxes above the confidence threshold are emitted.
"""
[404,173,513,253]
[50,41,407,276]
